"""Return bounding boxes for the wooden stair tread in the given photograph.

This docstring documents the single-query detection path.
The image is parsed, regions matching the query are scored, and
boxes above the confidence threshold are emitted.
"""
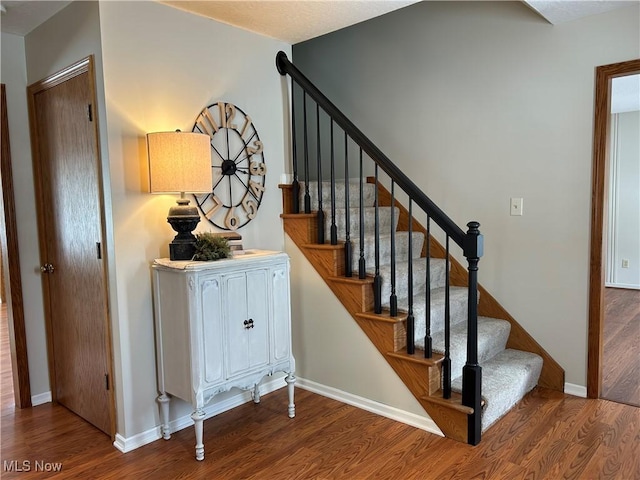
[329,275,374,285]
[356,310,407,324]
[386,349,443,366]
[422,391,475,415]
[280,212,316,219]
[302,243,344,251]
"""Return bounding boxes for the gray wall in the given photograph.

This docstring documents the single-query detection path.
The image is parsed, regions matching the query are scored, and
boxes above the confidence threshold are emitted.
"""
[291,0,640,387]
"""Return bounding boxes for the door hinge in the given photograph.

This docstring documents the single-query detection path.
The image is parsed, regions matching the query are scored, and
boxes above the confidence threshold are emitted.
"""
[87,104,93,122]
[96,242,102,259]
[105,373,110,391]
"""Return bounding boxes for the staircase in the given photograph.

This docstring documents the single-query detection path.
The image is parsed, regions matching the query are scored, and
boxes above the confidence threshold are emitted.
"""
[276,52,564,445]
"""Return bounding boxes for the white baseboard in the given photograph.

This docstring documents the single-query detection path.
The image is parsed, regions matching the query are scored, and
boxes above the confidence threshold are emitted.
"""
[564,382,587,398]
[296,377,444,437]
[605,283,640,290]
[113,377,286,453]
[31,391,52,406]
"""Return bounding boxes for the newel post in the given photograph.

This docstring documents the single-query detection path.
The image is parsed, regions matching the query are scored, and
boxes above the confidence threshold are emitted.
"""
[462,221,483,445]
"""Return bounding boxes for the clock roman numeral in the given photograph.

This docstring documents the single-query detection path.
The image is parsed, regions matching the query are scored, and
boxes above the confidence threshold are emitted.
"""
[197,108,219,137]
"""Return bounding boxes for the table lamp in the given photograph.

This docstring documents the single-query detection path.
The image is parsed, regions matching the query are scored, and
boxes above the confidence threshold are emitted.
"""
[147,130,212,260]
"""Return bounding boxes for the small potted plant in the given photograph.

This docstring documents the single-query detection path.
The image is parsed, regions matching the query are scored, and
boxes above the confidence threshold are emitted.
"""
[192,232,232,261]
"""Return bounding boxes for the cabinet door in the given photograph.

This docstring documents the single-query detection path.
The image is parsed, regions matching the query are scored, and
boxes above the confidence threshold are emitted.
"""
[200,276,225,386]
[225,270,270,378]
[271,264,292,364]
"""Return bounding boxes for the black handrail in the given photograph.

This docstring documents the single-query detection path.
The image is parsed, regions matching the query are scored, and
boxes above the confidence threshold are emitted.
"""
[277,51,467,251]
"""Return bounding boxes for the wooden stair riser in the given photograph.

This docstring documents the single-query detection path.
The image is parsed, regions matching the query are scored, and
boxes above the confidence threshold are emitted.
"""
[282,213,318,244]
[354,315,406,353]
[301,245,345,278]
[328,277,374,314]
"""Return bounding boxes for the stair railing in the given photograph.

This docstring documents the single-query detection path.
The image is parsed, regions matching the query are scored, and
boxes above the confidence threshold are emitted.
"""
[277,51,484,445]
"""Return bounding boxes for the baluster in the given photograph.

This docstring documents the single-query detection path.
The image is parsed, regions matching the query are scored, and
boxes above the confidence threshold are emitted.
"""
[463,221,483,445]
[302,92,311,213]
[358,148,366,279]
[316,104,324,244]
[442,235,451,399]
[406,199,414,354]
[389,181,397,317]
[373,165,382,314]
[424,216,432,358]
[330,121,337,245]
[344,132,352,277]
[291,81,299,214]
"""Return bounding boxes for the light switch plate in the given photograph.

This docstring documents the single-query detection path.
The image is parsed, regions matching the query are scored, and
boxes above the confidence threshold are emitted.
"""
[510,197,523,216]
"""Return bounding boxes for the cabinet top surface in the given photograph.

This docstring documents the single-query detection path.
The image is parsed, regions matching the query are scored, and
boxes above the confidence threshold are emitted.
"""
[153,250,288,271]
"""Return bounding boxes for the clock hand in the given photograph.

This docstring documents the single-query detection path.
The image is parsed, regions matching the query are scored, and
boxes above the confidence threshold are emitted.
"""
[231,132,257,164]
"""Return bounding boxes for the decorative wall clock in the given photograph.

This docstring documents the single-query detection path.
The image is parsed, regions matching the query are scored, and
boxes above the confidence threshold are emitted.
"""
[192,102,266,230]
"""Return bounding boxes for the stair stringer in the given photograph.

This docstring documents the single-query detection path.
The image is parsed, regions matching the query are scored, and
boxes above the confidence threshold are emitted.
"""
[281,207,471,443]
[371,179,565,392]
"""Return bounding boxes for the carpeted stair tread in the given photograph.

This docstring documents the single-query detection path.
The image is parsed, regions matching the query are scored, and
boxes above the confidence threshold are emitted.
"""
[378,258,448,305]
[429,317,511,382]
[300,180,376,210]
[325,206,399,240]
[341,231,425,273]
[387,286,470,335]
[451,348,543,431]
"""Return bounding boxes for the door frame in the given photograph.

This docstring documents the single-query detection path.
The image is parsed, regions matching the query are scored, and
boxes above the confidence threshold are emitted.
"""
[27,56,116,436]
[587,58,640,398]
[1,84,32,408]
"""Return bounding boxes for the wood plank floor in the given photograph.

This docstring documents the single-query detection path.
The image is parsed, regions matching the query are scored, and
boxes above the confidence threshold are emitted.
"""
[2,305,639,479]
[603,287,640,407]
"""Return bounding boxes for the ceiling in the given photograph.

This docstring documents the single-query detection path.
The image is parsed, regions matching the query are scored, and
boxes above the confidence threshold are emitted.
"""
[161,0,420,44]
[1,0,636,41]
[524,0,634,24]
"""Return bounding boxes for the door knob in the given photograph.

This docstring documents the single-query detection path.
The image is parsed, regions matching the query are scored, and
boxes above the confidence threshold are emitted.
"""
[40,263,55,274]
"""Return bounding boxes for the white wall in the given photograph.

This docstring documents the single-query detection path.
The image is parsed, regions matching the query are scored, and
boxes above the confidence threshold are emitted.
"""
[607,111,640,288]
[97,1,290,438]
[0,33,49,398]
[292,1,640,387]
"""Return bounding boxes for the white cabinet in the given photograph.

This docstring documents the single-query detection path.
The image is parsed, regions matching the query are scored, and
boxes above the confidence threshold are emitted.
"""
[152,250,295,461]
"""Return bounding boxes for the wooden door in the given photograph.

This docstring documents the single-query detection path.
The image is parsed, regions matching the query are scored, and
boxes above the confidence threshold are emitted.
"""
[28,58,113,435]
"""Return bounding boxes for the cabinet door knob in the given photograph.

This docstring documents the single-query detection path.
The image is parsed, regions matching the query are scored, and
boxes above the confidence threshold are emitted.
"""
[40,263,55,274]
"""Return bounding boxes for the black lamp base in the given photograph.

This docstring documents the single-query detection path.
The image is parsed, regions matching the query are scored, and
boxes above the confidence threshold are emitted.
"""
[169,240,197,261]
[167,197,201,261]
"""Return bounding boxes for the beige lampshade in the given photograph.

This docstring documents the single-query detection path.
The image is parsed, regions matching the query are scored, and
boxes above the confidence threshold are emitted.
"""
[147,131,212,194]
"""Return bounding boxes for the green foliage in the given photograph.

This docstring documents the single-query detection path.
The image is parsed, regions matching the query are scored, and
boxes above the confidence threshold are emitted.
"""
[192,233,232,261]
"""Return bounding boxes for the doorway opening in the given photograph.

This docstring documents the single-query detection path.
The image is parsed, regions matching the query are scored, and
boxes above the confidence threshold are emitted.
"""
[588,59,640,404]
[0,83,31,409]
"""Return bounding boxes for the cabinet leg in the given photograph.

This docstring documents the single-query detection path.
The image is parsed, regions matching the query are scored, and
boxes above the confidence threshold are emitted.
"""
[157,393,171,440]
[191,409,206,461]
[285,373,296,418]
[253,384,261,404]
